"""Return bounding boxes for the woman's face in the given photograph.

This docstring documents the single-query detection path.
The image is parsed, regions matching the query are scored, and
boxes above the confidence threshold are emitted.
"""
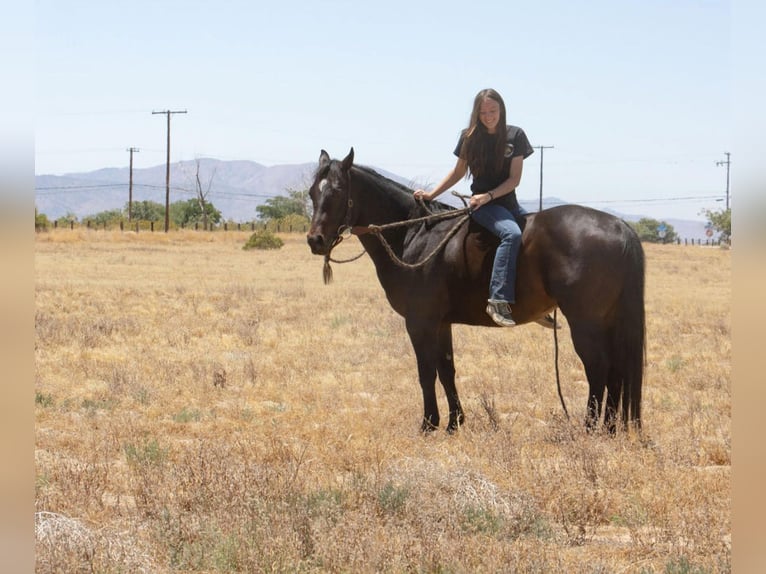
[478,97,501,133]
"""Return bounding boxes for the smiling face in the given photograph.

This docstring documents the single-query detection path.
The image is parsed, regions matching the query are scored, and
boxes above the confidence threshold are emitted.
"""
[478,97,501,134]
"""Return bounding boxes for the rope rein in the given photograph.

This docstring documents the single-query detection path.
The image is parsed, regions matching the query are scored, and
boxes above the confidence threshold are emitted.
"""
[322,202,472,283]
[366,210,471,270]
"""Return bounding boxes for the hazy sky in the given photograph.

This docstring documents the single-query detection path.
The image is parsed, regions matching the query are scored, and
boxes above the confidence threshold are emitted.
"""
[35,0,743,220]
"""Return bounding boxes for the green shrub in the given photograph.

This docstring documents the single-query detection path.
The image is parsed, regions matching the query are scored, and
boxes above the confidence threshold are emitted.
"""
[243,229,283,250]
[35,210,50,231]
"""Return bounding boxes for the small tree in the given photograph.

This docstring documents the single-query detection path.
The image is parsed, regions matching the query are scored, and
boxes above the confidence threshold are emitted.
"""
[629,218,678,243]
[35,207,50,231]
[56,212,79,227]
[83,208,125,226]
[129,200,165,222]
[193,158,217,230]
[702,207,731,244]
[256,188,311,221]
[170,199,222,228]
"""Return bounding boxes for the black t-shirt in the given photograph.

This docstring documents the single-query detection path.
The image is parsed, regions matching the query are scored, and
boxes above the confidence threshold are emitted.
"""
[454,125,534,210]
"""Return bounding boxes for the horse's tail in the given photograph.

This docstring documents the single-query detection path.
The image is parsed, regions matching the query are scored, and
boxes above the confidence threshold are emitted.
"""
[613,227,646,429]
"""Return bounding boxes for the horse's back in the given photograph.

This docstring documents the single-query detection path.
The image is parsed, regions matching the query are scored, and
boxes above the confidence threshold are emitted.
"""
[402,203,642,326]
[525,204,636,253]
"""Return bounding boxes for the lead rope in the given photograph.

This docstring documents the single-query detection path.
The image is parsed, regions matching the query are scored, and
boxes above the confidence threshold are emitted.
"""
[322,202,472,284]
[322,234,367,284]
[366,211,471,271]
[553,307,570,419]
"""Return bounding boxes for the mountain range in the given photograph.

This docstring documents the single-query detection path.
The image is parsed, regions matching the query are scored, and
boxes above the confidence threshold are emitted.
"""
[35,158,712,240]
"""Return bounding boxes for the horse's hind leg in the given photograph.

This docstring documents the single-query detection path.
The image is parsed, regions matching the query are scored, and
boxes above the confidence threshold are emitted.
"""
[569,321,609,431]
[436,323,464,433]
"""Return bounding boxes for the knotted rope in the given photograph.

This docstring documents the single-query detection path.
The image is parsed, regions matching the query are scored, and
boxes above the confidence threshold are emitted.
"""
[322,201,472,284]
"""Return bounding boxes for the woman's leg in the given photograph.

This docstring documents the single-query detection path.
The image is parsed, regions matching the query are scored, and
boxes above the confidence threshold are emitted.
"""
[470,203,522,303]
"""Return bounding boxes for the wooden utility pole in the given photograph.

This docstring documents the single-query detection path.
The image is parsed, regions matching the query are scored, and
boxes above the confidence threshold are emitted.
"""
[535,145,554,211]
[152,109,187,232]
[127,147,139,221]
[716,152,731,210]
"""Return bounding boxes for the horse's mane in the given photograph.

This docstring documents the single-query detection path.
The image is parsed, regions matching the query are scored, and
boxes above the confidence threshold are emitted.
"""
[353,164,456,214]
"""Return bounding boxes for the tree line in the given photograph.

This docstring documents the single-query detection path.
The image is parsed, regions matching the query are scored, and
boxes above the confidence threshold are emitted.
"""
[627,208,730,244]
[35,188,312,232]
[35,188,731,245]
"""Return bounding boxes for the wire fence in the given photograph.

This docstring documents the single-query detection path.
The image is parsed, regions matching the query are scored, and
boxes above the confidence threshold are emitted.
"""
[35,219,309,234]
[34,219,728,246]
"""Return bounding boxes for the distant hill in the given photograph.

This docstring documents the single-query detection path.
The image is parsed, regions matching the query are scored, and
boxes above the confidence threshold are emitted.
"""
[35,158,317,223]
[35,158,712,240]
[35,158,416,224]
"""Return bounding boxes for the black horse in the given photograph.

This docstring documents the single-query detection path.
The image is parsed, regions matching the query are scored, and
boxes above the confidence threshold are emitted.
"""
[307,148,645,433]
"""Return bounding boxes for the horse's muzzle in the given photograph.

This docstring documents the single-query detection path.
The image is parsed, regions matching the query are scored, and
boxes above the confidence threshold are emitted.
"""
[307,233,329,255]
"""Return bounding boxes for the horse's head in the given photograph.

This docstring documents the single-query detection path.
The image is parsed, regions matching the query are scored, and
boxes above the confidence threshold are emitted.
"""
[307,147,355,255]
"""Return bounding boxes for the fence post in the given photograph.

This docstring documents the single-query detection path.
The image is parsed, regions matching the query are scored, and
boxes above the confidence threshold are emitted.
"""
[54,220,58,229]
[224,223,228,231]
[120,221,124,232]
[136,222,139,234]
[151,221,154,232]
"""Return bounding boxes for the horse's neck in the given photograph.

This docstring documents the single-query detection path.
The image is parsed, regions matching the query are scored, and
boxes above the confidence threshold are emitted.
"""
[352,169,413,227]
[351,169,414,271]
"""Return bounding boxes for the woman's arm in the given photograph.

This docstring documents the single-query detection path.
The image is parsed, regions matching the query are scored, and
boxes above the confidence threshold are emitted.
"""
[414,157,468,201]
[489,155,524,199]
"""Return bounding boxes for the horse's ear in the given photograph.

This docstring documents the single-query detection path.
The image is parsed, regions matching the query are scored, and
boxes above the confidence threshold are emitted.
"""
[341,147,354,172]
[318,149,331,170]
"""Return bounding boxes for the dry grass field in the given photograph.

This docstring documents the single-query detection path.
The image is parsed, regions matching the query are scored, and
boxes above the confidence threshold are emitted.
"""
[35,229,730,573]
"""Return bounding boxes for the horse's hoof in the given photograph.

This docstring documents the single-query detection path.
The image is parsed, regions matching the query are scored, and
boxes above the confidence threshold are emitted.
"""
[446,412,465,434]
[421,418,438,434]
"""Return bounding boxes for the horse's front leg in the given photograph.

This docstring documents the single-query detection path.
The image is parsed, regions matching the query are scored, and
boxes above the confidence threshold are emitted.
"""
[436,323,464,433]
[406,318,440,432]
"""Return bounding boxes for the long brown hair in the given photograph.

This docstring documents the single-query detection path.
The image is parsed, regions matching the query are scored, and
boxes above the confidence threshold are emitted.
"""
[458,88,508,179]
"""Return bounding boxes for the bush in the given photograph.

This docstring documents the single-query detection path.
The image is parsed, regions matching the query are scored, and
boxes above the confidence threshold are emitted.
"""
[35,210,50,231]
[242,229,283,251]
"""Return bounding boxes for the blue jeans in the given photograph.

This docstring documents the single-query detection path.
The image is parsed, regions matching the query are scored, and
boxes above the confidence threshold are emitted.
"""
[470,202,527,303]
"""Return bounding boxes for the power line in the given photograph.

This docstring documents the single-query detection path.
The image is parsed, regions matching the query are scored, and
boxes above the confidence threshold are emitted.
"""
[36,181,723,207]
[36,184,129,192]
[573,194,724,205]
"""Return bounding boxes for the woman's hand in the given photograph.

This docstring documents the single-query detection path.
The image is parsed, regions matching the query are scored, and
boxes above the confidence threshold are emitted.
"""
[413,189,431,201]
[469,192,493,210]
